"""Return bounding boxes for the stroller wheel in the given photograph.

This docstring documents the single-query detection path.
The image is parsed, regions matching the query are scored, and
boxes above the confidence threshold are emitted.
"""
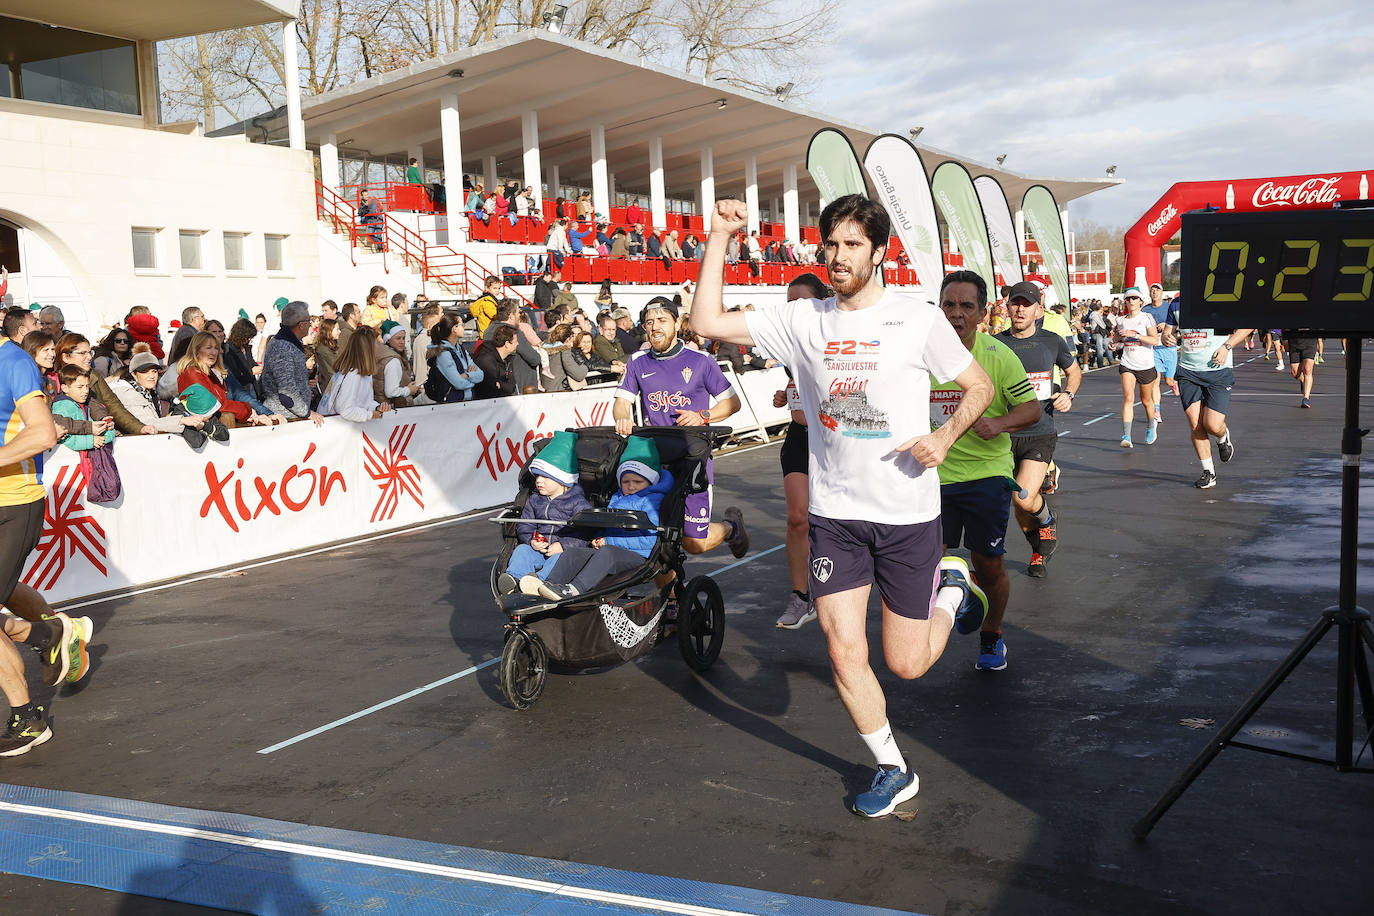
[500,628,548,709]
[677,575,725,672]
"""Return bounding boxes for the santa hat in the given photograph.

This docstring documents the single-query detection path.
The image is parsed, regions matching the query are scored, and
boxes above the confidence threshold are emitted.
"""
[529,430,580,487]
[617,435,661,486]
[379,320,406,343]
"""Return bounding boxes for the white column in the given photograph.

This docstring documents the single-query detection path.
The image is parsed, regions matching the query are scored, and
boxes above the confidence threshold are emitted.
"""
[700,147,715,232]
[783,163,800,243]
[546,164,560,203]
[439,93,463,210]
[521,110,542,206]
[321,132,340,190]
[590,124,610,218]
[282,21,305,150]
[744,156,760,236]
[408,145,425,174]
[648,135,667,230]
[483,155,498,192]
[1060,207,1071,252]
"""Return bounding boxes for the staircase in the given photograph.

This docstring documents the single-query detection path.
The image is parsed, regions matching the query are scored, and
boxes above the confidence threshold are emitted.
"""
[316,182,530,304]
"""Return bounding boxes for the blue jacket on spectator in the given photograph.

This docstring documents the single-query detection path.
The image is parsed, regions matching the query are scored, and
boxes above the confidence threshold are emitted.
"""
[516,483,592,547]
[260,327,312,418]
[431,341,483,402]
[600,469,673,558]
[569,226,592,254]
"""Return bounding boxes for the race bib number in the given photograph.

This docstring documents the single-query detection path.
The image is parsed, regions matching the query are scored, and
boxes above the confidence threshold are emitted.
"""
[785,380,802,412]
[1180,330,1211,356]
[930,389,962,429]
[1026,369,1053,400]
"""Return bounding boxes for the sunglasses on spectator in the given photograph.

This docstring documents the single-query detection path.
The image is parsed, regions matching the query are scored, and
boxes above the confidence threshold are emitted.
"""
[1125,295,1141,301]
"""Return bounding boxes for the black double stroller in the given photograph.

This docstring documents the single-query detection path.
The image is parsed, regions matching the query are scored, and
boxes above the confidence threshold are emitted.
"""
[489,426,730,709]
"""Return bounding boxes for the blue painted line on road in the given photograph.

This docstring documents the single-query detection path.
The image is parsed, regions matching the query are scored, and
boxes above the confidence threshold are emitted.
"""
[0,785,919,916]
[256,657,500,755]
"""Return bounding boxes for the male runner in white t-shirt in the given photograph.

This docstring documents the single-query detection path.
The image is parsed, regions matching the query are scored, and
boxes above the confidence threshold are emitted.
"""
[691,195,994,818]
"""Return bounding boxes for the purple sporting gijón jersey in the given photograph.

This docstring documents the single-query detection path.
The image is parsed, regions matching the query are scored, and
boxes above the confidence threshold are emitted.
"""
[615,344,734,425]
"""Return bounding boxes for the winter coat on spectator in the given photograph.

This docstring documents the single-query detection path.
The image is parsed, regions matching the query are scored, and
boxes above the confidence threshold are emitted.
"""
[682,237,699,260]
[662,236,683,260]
[627,229,645,257]
[569,227,592,254]
[180,367,252,423]
[319,370,380,422]
[168,324,197,364]
[593,334,626,367]
[125,314,165,360]
[373,344,416,409]
[90,374,143,435]
[533,276,557,310]
[472,340,516,399]
[314,340,340,388]
[558,347,593,389]
[541,344,568,392]
[469,293,499,334]
[426,340,483,402]
[91,353,125,379]
[516,483,593,548]
[646,234,663,258]
[260,327,312,418]
[545,223,572,256]
[625,202,643,225]
[51,395,116,451]
[553,290,579,313]
[106,377,187,434]
[609,234,629,258]
[482,320,542,391]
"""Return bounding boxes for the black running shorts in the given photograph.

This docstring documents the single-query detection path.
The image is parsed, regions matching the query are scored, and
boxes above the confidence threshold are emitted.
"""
[1119,364,1159,384]
[779,421,808,476]
[1011,433,1058,466]
[807,514,942,620]
[0,498,45,603]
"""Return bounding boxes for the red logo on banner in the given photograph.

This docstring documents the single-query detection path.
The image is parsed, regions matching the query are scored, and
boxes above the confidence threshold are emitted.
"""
[23,465,107,591]
[572,403,611,428]
[475,414,556,483]
[363,424,423,522]
[200,443,347,533]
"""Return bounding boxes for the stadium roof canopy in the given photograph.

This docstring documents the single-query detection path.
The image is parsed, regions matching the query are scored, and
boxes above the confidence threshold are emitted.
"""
[2,0,299,42]
[240,29,1120,211]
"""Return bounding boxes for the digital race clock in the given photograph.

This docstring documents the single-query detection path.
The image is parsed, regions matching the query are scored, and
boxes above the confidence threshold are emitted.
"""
[1179,207,1374,331]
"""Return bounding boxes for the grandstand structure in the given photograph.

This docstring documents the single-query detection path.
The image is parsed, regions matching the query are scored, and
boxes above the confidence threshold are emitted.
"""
[2,4,1120,335]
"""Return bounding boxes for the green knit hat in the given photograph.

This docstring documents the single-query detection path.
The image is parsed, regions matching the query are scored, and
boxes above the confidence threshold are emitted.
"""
[379,319,405,343]
[177,383,221,417]
[529,430,580,487]
[273,296,290,311]
[617,435,660,485]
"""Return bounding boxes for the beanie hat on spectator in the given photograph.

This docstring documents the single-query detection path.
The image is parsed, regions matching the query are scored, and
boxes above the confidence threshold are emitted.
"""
[617,435,661,486]
[529,430,579,487]
[178,384,221,417]
[273,297,290,311]
[379,320,405,344]
[129,352,164,373]
[238,309,250,320]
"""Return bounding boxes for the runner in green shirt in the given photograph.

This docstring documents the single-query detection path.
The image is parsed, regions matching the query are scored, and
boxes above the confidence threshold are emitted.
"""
[932,271,1041,671]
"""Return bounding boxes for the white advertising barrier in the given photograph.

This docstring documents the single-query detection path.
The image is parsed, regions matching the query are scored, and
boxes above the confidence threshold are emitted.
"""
[21,389,619,605]
[722,365,791,440]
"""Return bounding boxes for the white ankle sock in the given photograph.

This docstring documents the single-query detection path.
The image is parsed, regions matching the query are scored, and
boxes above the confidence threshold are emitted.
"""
[933,585,963,624]
[859,721,906,770]
[1201,457,1215,473]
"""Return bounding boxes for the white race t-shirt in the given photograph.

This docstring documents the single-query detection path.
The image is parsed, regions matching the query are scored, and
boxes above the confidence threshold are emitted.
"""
[745,291,972,525]
[1115,312,1157,371]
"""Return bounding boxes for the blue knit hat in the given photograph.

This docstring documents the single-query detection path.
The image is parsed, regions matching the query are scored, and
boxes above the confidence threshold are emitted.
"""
[530,430,580,487]
[617,435,660,486]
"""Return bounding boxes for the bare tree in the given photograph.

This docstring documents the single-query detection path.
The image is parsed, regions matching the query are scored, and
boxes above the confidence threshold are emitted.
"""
[158,0,830,128]
[1072,220,1128,291]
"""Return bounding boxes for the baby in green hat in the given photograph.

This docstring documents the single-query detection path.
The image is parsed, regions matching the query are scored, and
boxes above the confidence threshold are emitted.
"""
[498,430,592,594]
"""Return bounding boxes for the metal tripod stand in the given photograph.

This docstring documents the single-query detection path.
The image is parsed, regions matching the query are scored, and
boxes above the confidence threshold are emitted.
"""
[1134,336,1374,839]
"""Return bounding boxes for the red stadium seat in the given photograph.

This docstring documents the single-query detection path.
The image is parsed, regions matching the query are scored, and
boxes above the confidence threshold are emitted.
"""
[608,260,627,283]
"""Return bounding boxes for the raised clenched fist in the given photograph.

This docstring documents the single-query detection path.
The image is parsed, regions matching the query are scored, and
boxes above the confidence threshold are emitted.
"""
[712,199,748,235]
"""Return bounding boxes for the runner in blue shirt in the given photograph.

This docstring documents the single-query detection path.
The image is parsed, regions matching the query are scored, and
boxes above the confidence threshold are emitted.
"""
[613,297,749,557]
[1141,283,1180,421]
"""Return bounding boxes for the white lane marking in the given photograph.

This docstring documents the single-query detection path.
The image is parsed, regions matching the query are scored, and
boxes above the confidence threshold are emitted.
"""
[1057,430,1071,437]
[0,800,753,916]
[1081,414,1113,426]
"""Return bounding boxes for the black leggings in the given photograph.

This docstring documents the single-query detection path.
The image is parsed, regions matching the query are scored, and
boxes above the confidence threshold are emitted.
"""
[547,545,646,593]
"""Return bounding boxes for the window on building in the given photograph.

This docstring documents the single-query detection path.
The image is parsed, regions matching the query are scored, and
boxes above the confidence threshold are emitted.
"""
[3,17,139,116]
[223,233,247,272]
[131,228,158,270]
[179,231,205,271]
[264,234,286,273]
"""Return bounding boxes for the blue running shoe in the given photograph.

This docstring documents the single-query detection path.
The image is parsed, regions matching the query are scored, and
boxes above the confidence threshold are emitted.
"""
[939,556,988,635]
[1120,435,1133,449]
[852,763,919,818]
[1145,426,1158,445]
[977,635,1008,671]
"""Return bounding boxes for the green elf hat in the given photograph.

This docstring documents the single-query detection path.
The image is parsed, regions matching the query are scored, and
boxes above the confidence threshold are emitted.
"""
[28,302,41,311]
[617,435,660,486]
[238,308,251,321]
[529,430,580,487]
[177,383,221,417]
[379,319,405,344]
[273,296,290,311]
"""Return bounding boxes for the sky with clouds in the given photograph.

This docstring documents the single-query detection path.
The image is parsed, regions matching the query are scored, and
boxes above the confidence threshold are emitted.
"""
[807,0,1373,231]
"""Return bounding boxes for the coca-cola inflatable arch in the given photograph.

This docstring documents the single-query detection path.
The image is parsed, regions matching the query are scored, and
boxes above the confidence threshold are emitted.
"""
[1123,171,1370,289]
